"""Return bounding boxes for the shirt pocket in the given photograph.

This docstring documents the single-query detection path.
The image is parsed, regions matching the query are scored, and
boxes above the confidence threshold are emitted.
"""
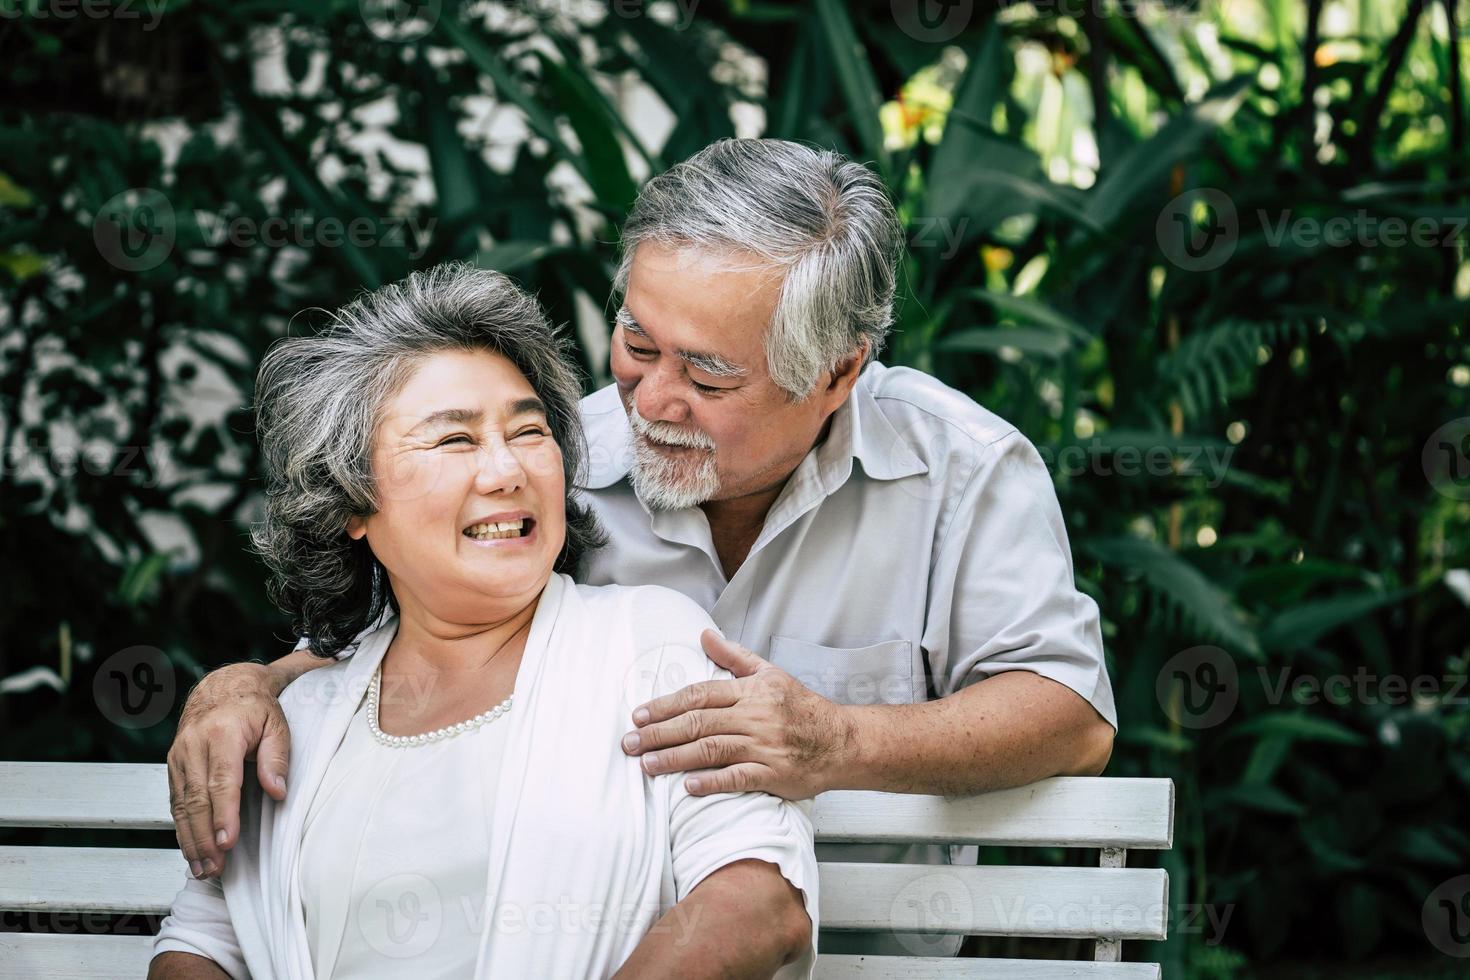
[768,635,917,705]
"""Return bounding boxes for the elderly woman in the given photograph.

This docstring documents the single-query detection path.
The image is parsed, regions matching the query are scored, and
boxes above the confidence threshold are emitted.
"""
[149,264,817,979]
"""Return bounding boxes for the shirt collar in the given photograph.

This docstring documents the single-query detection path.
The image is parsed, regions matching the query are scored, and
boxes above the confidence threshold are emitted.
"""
[578,364,928,494]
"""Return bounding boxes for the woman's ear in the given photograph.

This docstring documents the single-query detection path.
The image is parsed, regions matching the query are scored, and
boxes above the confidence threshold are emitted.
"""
[346,515,367,540]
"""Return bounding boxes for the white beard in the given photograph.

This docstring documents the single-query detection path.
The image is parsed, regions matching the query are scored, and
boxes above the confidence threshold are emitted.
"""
[625,402,721,510]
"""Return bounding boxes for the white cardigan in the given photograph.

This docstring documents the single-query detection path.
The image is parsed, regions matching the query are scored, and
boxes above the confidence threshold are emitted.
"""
[155,574,819,978]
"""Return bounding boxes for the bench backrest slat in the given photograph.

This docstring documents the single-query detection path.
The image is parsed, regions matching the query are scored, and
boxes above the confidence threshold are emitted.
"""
[814,956,1161,979]
[0,763,170,830]
[0,847,1168,942]
[813,780,1174,849]
[0,935,1164,980]
[1,763,1175,850]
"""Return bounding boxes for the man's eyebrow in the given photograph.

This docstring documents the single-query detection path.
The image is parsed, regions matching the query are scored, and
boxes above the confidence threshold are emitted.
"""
[615,307,748,380]
[615,307,649,338]
[679,350,747,379]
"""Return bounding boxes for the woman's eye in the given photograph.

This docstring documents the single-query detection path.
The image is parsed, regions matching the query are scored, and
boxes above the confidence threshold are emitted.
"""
[513,427,548,439]
[624,342,657,359]
[437,434,473,447]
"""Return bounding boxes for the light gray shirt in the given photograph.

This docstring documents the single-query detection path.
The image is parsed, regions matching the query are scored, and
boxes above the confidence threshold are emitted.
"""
[578,362,1116,728]
[577,362,1116,958]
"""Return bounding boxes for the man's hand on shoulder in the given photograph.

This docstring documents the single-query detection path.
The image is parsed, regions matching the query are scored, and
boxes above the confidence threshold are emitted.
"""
[621,629,857,801]
[167,648,323,878]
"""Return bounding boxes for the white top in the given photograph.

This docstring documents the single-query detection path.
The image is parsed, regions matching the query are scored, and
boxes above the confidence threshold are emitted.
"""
[156,574,819,979]
[298,695,510,978]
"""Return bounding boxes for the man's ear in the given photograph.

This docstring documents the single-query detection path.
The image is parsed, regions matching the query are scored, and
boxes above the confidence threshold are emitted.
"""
[346,515,367,541]
[824,339,871,401]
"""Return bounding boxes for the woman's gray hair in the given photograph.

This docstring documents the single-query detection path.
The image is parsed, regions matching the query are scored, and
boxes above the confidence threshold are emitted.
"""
[252,262,604,658]
[614,138,901,398]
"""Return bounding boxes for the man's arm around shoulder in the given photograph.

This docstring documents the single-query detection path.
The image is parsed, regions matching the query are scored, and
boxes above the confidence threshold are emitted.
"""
[168,647,330,877]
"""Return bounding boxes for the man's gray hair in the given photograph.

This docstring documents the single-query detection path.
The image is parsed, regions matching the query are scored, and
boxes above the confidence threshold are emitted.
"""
[252,262,603,658]
[615,139,901,398]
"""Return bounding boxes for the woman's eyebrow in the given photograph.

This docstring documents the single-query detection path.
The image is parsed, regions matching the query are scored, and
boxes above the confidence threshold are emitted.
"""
[408,407,481,434]
[505,397,548,419]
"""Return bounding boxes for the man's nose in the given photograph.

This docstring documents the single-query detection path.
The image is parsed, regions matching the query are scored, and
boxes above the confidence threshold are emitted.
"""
[635,363,690,425]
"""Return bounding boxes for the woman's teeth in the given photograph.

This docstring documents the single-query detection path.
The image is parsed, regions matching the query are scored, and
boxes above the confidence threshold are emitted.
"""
[464,519,527,540]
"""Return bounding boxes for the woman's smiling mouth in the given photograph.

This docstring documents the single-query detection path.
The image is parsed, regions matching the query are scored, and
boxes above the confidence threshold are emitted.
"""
[463,516,536,544]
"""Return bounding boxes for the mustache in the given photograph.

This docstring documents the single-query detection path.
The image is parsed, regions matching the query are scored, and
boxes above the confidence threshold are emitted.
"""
[627,403,716,451]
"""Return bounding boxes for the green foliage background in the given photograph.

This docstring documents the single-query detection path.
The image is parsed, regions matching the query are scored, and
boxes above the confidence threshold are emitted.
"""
[2,0,1469,974]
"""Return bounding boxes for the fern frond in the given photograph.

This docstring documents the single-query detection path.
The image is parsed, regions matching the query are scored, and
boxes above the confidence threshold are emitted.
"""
[1157,319,1311,422]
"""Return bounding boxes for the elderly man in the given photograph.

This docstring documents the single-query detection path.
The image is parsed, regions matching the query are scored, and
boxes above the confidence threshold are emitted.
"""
[169,138,1116,957]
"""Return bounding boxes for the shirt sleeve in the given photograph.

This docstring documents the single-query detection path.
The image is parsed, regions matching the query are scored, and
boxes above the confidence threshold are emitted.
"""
[628,588,820,978]
[153,874,249,980]
[922,432,1118,730]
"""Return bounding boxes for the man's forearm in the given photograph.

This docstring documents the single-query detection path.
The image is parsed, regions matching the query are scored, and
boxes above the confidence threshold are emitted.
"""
[259,646,331,696]
[831,671,1115,796]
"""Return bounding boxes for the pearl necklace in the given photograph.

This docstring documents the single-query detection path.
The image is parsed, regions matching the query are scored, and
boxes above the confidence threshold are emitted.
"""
[367,665,513,748]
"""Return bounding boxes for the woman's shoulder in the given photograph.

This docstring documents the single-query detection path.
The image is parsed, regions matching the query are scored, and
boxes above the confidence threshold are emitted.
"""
[569,580,713,632]
[565,580,720,679]
[279,655,360,717]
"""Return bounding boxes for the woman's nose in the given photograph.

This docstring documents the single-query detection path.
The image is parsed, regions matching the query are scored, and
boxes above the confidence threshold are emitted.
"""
[473,441,527,494]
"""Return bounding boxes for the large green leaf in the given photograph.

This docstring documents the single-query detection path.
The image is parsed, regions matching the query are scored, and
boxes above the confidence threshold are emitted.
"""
[1229,713,1367,746]
[1086,74,1253,229]
[1259,587,1416,653]
[418,60,482,261]
[436,16,591,190]
[533,51,639,211]
[811,0,890,178]
[928,21,1006,199]
[923,123,1095,236]
[473,239,567,275]
[1082,536,1261,657]
[938,327,1072,358]
[963,289,1095,341]
[207,43,384,287]
[1206,781,1308,816]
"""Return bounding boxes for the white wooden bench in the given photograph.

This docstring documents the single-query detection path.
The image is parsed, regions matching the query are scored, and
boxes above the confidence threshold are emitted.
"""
[0,762,1173,978]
